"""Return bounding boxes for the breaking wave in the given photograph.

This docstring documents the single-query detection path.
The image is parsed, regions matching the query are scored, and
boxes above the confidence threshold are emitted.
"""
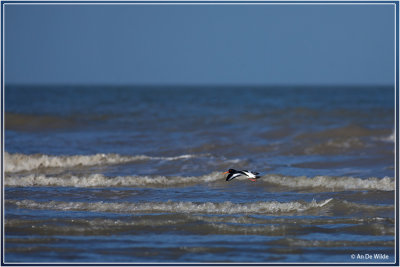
[6,198,333,215]
[5,172,394,191]
[379,131,395,142]
[262,174,394,191]
[4,152,199,173]
[4,172,222,187]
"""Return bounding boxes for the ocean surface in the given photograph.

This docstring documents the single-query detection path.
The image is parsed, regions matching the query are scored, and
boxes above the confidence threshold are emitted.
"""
[3,85,396,263]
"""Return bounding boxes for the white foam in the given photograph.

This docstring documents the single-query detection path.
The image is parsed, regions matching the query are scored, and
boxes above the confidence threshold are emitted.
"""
[4,152,198,173]
[381,131,395,142]
[5,172,394,191]
[263,174,394,191]
[4,172,222,187]
[6,198,333,215]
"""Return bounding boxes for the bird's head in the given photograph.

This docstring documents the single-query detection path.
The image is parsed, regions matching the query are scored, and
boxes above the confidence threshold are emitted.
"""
[223,169,236,174]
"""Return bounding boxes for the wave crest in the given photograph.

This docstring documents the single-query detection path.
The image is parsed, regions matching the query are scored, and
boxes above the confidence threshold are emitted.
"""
[4,152,197,173]
[6,199,333,215]
[263,174,394,191]
[4,172,222,187]
[5,172,394,191]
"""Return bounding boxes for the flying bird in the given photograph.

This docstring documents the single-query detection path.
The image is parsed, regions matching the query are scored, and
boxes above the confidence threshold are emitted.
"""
[223,169,261,182]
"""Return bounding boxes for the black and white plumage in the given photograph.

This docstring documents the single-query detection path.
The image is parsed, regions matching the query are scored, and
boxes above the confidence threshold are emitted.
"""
[223,169,261,182]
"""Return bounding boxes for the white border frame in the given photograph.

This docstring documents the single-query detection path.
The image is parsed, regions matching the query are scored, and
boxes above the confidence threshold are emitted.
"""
[1,1,398,265]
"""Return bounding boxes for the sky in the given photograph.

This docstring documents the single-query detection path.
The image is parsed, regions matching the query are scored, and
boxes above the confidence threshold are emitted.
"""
[4,3,396,86]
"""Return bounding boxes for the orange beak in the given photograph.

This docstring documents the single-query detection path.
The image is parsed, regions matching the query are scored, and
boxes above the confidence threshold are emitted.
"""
[223,171,229,174]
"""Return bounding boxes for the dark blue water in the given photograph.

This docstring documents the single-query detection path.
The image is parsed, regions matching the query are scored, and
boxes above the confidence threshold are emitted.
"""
[4,85,395,263]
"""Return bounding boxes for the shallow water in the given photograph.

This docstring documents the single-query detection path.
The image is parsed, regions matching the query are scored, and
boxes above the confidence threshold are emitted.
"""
[4,85,395,263]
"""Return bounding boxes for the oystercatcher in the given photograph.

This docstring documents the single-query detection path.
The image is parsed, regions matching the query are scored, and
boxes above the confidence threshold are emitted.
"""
[223,169,261,182]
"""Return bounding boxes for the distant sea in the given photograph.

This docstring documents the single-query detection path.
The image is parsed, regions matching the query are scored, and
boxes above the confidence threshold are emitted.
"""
[4,85,395,263]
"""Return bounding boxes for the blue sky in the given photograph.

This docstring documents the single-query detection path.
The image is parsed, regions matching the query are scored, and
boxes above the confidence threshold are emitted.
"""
[4,3,395,86]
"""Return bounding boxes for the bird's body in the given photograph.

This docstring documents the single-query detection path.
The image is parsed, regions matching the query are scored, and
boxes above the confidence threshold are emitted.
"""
[223,169,261,182]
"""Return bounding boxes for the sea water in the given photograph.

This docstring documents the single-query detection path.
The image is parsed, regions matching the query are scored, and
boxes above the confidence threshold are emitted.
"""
[4,85,395,263]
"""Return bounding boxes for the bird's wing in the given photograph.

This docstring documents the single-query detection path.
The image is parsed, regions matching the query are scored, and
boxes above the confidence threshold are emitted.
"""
[226,173,242,181]
[241,170,256,178]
